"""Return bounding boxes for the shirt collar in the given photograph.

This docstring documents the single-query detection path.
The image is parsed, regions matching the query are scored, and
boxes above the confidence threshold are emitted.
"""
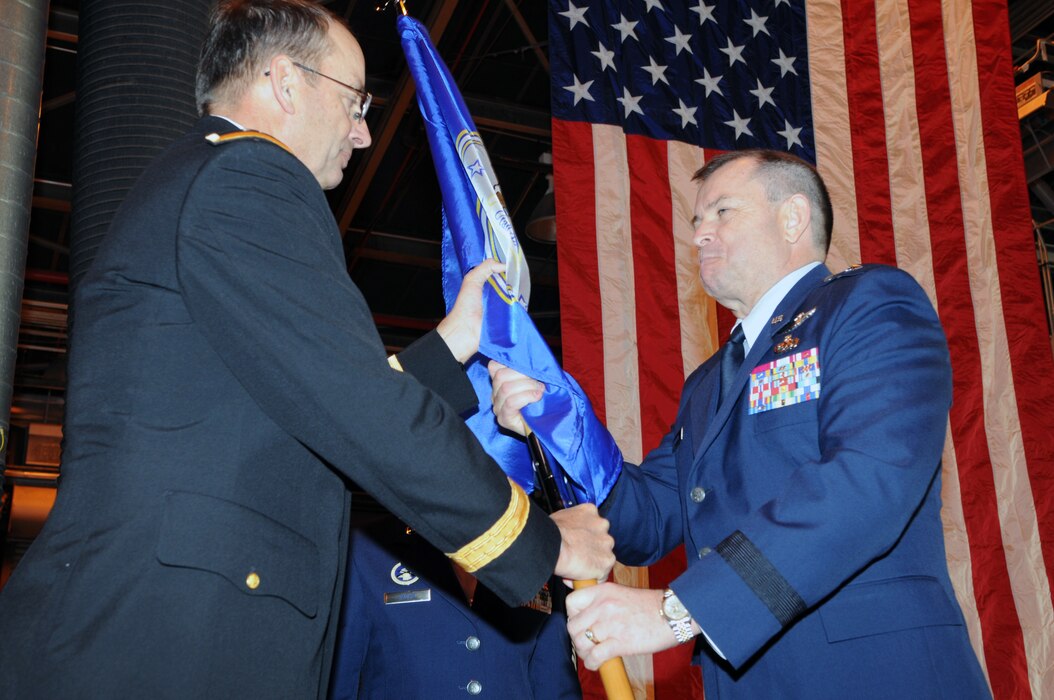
[212,114,247,130]
[737,261,822,353]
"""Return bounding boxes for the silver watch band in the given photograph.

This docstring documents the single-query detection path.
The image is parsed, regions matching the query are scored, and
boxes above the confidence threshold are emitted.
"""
[668,615,695,644]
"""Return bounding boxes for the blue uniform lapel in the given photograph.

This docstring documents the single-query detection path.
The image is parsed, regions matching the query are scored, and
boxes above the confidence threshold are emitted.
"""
[690,264,831,463]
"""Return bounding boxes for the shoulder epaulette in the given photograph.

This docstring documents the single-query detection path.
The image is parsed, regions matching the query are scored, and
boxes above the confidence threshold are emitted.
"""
[823,263,866,284]
[205,130,292,154]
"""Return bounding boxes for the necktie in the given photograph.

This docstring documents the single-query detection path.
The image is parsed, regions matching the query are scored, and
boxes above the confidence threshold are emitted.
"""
[719,324,746,406]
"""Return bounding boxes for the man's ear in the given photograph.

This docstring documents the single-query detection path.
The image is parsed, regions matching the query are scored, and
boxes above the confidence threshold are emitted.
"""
[780,193,812,244]
[266,55,298,115]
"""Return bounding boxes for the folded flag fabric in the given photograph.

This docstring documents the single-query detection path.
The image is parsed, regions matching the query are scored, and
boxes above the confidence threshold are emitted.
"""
[398,13,622,505]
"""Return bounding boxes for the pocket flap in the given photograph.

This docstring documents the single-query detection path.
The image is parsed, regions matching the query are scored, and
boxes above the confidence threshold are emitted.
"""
[819,576,961,643]
[157,490,319,617]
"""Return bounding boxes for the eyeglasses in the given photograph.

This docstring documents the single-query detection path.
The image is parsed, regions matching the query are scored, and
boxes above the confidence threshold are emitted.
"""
[266,61,372,122]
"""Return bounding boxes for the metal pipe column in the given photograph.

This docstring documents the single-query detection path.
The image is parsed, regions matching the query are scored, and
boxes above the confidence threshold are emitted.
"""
[70,0,211,293]
[0,0,51,478]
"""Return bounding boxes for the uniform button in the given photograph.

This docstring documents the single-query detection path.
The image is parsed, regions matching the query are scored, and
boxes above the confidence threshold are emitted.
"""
[699,547,712,558]
[690,487,706,503]
[465,636,481,651]
[246,571,261,590]
[466,680,482,695]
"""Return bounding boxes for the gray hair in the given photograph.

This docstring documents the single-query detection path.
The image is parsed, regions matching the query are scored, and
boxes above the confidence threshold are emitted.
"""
[196,0,337,115]
[693,149,833,254]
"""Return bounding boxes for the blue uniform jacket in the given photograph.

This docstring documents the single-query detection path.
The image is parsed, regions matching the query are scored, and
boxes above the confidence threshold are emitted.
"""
[330,514,580,699]
[603,264,991,699]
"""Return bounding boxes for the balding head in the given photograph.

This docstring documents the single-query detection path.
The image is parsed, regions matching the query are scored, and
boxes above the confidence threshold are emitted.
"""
[196,0,335,116]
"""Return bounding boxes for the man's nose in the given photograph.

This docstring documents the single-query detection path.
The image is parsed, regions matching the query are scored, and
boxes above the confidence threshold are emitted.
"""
[692,221,713,247]
[351,120,372,149]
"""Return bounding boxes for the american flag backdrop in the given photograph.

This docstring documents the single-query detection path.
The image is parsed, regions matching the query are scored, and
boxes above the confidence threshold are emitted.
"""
[548,1,1054,698]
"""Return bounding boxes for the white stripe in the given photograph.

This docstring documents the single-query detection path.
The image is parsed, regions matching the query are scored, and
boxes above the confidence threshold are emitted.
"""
[874,0,938,293]
[937,427,988,679]
[595,124,655,700]
[875,0,991,682]
[667,141,719,378]
[592,123,643,464]
[918,0,988,684]
[804,0,859,272]
[943,0,1054,694]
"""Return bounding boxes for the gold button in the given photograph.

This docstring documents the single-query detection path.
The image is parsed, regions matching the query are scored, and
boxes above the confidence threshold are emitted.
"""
[246,572,261,590]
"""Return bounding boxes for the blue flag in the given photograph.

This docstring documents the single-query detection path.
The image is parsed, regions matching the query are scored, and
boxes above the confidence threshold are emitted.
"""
[398,13,621,505]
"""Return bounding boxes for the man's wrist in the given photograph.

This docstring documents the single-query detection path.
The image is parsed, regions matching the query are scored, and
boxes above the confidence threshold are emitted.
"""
[659,588,697,644]
[435,317,472,364]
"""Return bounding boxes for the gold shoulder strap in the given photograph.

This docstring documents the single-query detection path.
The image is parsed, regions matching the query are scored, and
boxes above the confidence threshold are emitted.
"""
[205,130,293,154]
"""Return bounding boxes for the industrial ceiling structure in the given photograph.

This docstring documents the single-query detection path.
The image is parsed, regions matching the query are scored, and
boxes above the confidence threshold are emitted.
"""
[12,0,1054,435]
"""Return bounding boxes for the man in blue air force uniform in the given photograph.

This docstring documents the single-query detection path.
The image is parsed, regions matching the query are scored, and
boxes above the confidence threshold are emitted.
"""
[0,2,614,697]
[329,511,581,699]
[491,150,991,698]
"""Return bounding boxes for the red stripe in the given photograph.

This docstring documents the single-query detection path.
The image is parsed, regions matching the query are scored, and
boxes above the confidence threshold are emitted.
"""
[627,134,683,450]
[553,118,610,700]
[974,0,1054,617]
[553,120,606,424]
[626,134,700,698]
[840,0,896,266]
[906,2,1029,696]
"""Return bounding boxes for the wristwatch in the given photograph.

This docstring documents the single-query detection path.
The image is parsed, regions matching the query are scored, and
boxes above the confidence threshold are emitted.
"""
[660,588,696,644]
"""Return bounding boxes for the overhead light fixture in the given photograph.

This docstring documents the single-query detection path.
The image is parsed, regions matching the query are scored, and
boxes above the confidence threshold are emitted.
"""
[525,153,557,244]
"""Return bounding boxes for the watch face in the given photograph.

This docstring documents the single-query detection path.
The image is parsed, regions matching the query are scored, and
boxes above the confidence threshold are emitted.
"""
[663,592,689,620]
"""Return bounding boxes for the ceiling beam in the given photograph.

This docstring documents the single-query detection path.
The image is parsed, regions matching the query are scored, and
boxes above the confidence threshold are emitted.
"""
[366,77,551,137]
[47,7,78,44]
[1023,131,1054,184]
[335,1,460,236]
[501,0,549,74]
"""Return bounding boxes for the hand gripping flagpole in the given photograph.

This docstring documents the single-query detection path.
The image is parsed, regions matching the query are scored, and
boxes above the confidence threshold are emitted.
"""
[394,7,630,697]
[524,424,634,700]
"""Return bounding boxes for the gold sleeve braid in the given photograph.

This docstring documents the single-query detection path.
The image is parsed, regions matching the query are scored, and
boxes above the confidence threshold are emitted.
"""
[448,478,530,572]
[389,351,527,572]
